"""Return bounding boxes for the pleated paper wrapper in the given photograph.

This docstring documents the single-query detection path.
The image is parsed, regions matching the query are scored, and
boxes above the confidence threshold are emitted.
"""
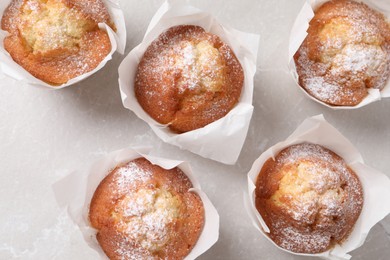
[246,115,390,259]
[53,147,219,260]
[118,0,260,165]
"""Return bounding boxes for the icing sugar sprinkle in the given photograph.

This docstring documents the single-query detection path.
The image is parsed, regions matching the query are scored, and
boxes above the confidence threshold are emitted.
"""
[135,25,243,129]
[111,161,153,194]
[106,161,185,259]
[258,143,364,253]
[2,0,114,84]
[113,189,180,254]
[295,0,390,105]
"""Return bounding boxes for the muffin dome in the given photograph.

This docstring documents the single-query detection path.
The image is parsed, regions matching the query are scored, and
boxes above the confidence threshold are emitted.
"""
[1,0,115,85]
[294,0,390,106]
[135,25,244,133]
[89,157,204,260]
[255,143,363,253]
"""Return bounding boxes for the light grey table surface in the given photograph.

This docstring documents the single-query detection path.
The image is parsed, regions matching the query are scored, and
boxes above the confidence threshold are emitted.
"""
[0,0,389,259]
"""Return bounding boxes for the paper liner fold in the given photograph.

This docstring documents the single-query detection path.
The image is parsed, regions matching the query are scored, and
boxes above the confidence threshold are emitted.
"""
[0,0,126,89]
[53,147,219,260]
[118,0,260,165]
[246,115,390,259]
[288,0,390,109]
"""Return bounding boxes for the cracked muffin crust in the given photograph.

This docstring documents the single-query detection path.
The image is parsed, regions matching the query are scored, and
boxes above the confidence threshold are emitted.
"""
[1,0,116,85]
[255,143,363,254]
[89,157,204,260]
[294,0,390,106]
[135,25,244,133]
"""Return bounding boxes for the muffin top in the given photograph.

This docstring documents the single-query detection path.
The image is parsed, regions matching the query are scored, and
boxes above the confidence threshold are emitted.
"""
[294,0,390,106]
[1,0,115,85]
[89,157,205,260]
[255,143,363,254]
[135,25,244,133]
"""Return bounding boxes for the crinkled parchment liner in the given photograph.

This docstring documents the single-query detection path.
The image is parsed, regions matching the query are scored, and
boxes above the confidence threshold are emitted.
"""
[0,0,126,89]
[118,0,260,165]
[52,147,219,260]
[288,0,390,109]
[246,114,390,260]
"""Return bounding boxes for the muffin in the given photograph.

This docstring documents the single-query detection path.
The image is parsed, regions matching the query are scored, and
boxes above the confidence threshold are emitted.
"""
[255,143,363,254]
[294,0,390,106]
[135,25,244,133]
[1,0,116,85]
[89,157,205,260]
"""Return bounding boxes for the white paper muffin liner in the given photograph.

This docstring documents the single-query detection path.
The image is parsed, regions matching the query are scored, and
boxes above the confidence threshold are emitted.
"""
[246,114,390,260]
[118,0,260,165]
[288,0,390,109]
[0,0,127,89]
[52,147,219,260]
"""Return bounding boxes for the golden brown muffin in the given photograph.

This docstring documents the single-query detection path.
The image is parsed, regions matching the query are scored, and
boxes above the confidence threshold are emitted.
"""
[89,157,205,260]
[135,25,244,133]
[1,0,116,85]
[294,0,390,106]
[255,143,363,254]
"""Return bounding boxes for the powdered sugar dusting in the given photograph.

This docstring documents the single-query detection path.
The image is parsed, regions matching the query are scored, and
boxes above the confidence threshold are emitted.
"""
[2,0,115,84]
[137,26,227,94]
[297,46,357,104]
[256,143,364,253]
[135,25,243,132]
[276,225,331,252]
[113,188,181,255]
[111,161,153,194]
[70,0,113,26]
[113,236,153,260]
[332,44,387,75]
[294,0,390,106]
[93,159,203,259]
[19,0,95,53]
